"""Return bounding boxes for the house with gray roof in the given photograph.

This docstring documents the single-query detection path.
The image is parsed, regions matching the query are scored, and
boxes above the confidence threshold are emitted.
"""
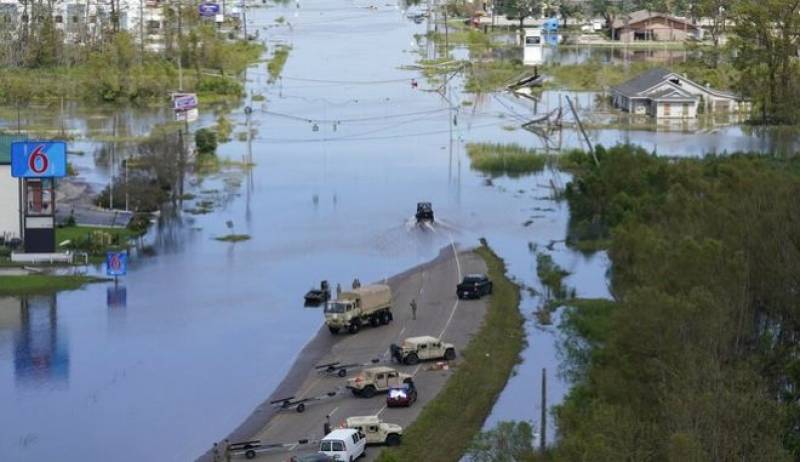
[611,68,749,119]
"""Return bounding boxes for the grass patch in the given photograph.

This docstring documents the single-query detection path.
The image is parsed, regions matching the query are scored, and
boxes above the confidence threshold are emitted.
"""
[0,275,108,296]
[465,60,525,93]
[56,225,141,262]
[267,45,292,83]
[214,234,251,242]
[466,143,550,177]
[378,239,524,462]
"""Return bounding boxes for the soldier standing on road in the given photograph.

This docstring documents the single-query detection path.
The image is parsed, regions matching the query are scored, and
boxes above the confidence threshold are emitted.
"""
[410,299,417,320]
[212,442,219,462]
[324,414,332,436]
[352,277,361,289]
[336,283,342,298]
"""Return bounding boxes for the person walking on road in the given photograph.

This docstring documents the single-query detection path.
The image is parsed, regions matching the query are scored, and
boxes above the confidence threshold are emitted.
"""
[324,414,332,436]
[410,298,417,320]
[336,283,342,298]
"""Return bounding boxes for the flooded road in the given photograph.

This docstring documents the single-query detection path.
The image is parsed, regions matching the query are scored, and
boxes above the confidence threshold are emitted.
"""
[0,1,790,461]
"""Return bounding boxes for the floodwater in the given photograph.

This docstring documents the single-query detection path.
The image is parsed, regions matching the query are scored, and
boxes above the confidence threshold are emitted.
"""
[0,1,793,461]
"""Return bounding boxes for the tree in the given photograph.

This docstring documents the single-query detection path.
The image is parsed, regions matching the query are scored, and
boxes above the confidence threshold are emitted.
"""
[467,421,535,462]
[194,128,218,155]
[500,0,544,41]
[731,0,800,124]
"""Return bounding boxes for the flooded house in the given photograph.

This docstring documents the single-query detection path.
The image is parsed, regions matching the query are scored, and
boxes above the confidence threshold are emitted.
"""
[611,68,748,119]
[611,10,702,42]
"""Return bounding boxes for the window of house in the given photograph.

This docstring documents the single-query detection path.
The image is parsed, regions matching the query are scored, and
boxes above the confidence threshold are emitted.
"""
[663,103,671,116]
[72,16,79,23]
[55,15,63,23]
[682,103,689,115]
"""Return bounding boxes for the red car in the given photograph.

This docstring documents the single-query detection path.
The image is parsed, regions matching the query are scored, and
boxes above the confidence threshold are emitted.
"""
[386,382,418,407]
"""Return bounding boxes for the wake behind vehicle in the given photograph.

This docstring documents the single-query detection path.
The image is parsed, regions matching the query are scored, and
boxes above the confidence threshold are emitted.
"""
[456,274,493,299]
[390,336,456,365]
[347,366,413,398]
[415,202,434,222]
[325,284,393,334]
[344,416,403,446]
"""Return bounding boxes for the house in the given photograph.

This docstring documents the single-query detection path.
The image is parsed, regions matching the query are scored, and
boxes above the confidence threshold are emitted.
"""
[611,68,748,119]
[0,134,21,243]
[611,10,702,42]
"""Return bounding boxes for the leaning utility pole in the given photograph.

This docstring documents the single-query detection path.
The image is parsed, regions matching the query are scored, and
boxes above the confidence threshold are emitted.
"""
[565,95,597,166]
[540,367,547,452]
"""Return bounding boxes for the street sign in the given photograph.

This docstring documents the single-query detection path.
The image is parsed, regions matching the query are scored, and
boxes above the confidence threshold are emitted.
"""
[172,93,198,111]
[198,3,220,16]
[106,251,128,277]
[215,13,224,23]
[11,141,67,178]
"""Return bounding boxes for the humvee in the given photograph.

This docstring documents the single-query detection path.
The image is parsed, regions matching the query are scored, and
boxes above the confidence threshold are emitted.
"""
[390,335,456,365]
[346,366,413,398]
[344,415,403,446]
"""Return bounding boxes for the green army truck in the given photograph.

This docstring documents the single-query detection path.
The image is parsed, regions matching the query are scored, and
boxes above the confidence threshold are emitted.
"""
[325,284,393,334]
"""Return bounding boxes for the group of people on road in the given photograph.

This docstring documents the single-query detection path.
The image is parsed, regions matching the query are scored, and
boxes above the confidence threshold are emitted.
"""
[334,278,362,298]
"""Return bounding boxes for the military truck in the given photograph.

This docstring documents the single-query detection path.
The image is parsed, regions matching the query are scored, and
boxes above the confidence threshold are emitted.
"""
[346,366,413,398]
[390,335,456,365]
[345,416,403,446]
[324,284,393,334]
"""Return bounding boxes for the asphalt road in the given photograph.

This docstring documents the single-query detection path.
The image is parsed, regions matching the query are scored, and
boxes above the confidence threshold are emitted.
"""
[229,244,489,461]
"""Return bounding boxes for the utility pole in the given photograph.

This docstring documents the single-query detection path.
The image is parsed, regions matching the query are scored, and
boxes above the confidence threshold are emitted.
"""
[177,0,184,90]
[540,368,547,452]
[565,95,597,165]
[123,158,129,212]
[245,106,253,164]
[177,128,185,199]
[242,0,248,40]
[139,0,145,60]
[109,114,116,210]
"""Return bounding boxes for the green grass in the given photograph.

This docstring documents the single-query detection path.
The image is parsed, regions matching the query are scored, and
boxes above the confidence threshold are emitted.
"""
[466,143,550,176]
[56,226,139,245]
[378,240,524,462]
[0,275,108,295]
[214,234,251,242]
[465,60,525,93]
[267,45,292,82]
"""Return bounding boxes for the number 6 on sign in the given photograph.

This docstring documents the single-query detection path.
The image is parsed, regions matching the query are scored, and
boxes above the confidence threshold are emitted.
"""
[106,251,128,277]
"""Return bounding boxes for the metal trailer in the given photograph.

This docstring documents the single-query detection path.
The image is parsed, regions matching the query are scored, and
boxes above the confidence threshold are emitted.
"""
[315,358,381,378]
[270,388,343,413]
[228,438,320,459]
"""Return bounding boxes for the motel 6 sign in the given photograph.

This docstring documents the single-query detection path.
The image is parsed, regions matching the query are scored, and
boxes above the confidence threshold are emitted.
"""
[11,141,68,178]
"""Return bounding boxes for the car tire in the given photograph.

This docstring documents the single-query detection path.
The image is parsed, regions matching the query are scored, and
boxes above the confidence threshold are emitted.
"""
[328,326,340,334]
[296,403,306,413]
[361,385,376,398]
[444,348,456,361]
[338,368,347,377]
[245,449,256,459]
[404,353,419,365]
[386,433,401,446]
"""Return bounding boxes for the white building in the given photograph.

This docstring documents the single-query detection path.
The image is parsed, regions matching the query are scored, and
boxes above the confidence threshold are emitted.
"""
[611,68,748,119]
[0,138,20,243]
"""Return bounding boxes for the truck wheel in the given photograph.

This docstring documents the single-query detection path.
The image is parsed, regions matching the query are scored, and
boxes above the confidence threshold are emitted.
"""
[444,348,456,361]
[296,403,306,413]
[361,385,376,398]
[338,368,347,377]
[352,388,362,397]
[245,449,256,459]
[370,315,380,327]
[348,321,360,334]
[328,326,340,334]
[404,353,419,365]
[386,433,401,446]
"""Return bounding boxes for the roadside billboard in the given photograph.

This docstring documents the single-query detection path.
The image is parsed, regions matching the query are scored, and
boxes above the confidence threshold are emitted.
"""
[198,3,220,16]
[172,93,198,111]
[10,141,67,178]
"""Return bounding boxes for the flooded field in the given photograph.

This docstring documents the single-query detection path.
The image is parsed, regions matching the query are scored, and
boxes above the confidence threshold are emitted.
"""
[0,1,795,461]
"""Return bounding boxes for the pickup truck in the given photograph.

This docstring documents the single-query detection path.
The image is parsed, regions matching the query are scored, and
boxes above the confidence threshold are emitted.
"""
[456,274,492,299]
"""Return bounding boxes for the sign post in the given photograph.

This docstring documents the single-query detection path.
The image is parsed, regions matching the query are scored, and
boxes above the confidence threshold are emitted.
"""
[105,251,128,286]
[11,141,67,254]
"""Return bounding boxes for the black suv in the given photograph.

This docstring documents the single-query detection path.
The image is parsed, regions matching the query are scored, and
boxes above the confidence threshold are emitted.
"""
[457,274,493,299]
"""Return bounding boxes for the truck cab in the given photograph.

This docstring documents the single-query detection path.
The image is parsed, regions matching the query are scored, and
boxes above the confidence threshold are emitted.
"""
[344,416,403,446]
[325,285,393,334]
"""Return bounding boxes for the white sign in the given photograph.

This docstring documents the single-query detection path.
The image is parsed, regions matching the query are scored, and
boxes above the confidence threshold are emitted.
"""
[175,108,199,123]
[215,13,224,23]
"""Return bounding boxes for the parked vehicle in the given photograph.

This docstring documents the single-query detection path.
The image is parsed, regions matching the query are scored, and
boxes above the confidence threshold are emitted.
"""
[456,273,493,299]
[325,284,393,334]
[390,336,456,365]
[344,415,403,446]
[319,428,366,461]
[415,202,434,222]
[347,366,413,398]
[386,382,418,408]
[290,454,335,462]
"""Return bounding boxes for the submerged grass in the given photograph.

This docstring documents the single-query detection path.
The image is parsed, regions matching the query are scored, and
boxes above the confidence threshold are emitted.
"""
[466,142,550,176]
[0,275,107,296]
[378,240,524,462]
[267,45,292,82]
[214,234,251,242]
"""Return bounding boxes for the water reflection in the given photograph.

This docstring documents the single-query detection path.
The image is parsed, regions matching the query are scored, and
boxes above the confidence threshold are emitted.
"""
[2,296,70,387]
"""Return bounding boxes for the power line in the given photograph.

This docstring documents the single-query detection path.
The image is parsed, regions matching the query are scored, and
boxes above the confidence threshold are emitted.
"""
[279,76,412,85]
[259,107,450,124]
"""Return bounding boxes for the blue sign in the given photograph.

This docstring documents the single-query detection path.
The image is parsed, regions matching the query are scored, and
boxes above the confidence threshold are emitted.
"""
[106,251,128,277]
[198,3,220,16]
[11,141,67,178]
